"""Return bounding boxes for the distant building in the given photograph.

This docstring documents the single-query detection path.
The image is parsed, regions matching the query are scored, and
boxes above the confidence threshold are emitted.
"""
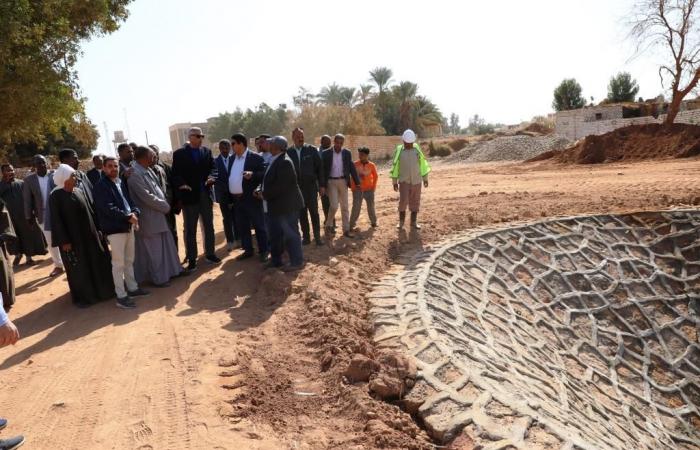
[168,122,212,151]
[554,99,700,141]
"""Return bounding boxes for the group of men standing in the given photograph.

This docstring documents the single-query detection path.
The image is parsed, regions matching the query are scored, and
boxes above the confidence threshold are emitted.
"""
[0,126,431,312]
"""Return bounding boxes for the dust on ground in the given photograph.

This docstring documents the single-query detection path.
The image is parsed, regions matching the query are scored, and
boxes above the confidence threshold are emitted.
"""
[1,157,700,449]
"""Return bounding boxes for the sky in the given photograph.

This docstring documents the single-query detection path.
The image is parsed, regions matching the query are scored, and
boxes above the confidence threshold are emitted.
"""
[75,0,664,155]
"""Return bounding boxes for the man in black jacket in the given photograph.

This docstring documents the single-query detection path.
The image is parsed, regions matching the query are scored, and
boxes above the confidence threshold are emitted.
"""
[213,139,237,251]
[321,134,360,238]
[86,154,104,186]
[260,136,304,271]
[58,148,95,206]
[228,133,268,262]
[93,157,149,309]
[287,127,325,246]
[171,127,220,271]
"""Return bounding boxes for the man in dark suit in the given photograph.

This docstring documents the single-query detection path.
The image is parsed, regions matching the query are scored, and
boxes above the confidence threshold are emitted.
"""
[171,127,220,271]
[321,134,360,238]
[214,139,237,251]
[58,148,95,206]
[228,133,268,262]
[260,136,304,271]
[287,127,325,246]
[86,154,104,186]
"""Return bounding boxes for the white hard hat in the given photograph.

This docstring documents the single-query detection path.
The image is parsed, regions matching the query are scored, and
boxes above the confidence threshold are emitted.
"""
[402,129,416,144]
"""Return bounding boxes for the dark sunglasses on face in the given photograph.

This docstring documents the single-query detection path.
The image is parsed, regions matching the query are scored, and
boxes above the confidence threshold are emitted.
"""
[190,134,204,139]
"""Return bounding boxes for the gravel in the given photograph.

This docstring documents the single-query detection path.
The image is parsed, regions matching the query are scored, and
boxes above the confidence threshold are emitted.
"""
[446,134,571,163]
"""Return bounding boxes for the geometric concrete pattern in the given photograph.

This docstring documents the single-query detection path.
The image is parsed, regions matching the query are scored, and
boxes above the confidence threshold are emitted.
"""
[370,211,700,449]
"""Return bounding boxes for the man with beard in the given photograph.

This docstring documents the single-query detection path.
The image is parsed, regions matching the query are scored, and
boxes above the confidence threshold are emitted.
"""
[287,127,325,246]
[130,147,185,286]
[58,148,94,206]
[0,164,46,266]
[86,154,105,186]
[23,155,64,277]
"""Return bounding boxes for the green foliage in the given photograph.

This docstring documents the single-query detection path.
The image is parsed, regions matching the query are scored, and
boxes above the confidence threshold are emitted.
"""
[0,0,132,154]
[446,113,461,135]
[427,141,451,157]
[607,72,640,103]
[552,79,586,111]
[207,103,289,143]
[316,83,356,106]
[466,115,496,135]
[368,67,394,94]
[10,114,99,164]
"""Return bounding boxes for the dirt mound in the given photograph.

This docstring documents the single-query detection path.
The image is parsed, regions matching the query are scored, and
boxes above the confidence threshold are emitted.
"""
[520,122,554,135]
[531,123,700,164]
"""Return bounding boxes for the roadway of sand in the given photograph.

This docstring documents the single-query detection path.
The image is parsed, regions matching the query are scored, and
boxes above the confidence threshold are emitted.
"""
[1,157,699,449]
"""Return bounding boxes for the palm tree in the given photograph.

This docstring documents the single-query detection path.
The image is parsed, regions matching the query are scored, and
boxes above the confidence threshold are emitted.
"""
[369,67,393,94]
[394,81,419,131]
[355,84,375,105]
[317,83,354,106]
[414,96,444,136]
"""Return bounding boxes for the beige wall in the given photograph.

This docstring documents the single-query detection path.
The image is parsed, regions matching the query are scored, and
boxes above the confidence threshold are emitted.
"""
[555,108,700,141]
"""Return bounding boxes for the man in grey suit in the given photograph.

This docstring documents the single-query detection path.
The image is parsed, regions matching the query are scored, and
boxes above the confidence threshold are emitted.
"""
[129,146,184,286]
[22,155,64,277]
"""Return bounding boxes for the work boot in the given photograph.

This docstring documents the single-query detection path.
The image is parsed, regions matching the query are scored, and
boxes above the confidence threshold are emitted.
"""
[396,211,406,229]
[410,212,421,230]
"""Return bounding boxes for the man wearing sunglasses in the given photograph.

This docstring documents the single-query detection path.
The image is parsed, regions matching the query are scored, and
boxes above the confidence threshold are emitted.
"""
[171,127,220,271]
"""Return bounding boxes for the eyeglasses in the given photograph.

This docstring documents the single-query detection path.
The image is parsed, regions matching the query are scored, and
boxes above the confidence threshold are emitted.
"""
[190,134,204,139]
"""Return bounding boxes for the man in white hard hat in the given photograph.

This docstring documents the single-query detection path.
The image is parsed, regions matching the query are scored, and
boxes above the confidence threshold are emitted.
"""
[389,129,431,229]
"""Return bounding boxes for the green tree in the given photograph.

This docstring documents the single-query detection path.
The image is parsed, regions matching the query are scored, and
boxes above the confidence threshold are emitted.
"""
[467,114,496,135]
[316,83,355,106]
[355,84,375,105]
[292,86,315,108]
[207,103,288,145]
[368,67,394,94]
[552,78,586,111]
[607,72,640,102]
[11,115,99,164]
[0,0,132,151]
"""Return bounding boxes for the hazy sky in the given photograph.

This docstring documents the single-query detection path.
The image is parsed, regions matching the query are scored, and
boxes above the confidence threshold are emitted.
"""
[75,0,663,154]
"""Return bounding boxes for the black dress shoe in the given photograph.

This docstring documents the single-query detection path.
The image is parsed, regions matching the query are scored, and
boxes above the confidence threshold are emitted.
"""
[205,254,222,264]
[186,260,197,272]
[302,238,311,246]
[315,238,325,246]
[235,252,254,261]
[259,252,270,263]
[0,435,25,450]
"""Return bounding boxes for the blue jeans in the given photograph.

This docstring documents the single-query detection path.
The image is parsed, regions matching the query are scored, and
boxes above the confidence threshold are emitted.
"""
[232,196,268,254]
[267,211,303,266]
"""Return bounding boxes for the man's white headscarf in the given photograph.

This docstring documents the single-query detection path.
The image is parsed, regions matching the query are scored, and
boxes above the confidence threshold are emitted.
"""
[53,163,75,190]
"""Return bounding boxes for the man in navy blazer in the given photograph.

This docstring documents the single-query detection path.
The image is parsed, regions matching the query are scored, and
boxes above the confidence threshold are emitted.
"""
[228,133,269,262]
[93,157,149,308]
[321,134,360,238]
[214,139,238,251]
[171,127,220,271]
[261,136,304,271]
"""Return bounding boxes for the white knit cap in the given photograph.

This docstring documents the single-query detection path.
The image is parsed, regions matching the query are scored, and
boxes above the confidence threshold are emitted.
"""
[53,163,75,189]
[402,129,416,144]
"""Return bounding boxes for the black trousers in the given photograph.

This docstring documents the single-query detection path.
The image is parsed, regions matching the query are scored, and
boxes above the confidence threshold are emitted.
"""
[299,187,321,241]
[232,196,268,254]
[218,198,237,243]
[165,211,178,250]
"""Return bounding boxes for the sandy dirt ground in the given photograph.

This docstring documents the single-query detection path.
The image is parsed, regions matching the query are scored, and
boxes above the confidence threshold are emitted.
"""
[1,157,700,449]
